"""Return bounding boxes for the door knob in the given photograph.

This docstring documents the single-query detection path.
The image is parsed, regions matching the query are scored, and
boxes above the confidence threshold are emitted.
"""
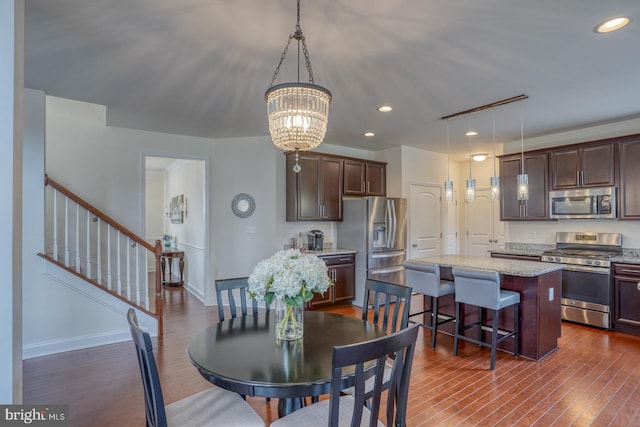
[412,244,417,247]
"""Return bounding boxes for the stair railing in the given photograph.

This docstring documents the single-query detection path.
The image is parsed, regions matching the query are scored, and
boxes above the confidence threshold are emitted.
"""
[41,175,164,335]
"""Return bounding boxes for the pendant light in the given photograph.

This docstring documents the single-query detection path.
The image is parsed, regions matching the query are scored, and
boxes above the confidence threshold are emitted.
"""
[444,120,454,203]
[517,102,529,200]
[465,115,475,202]
[490,108,500,200]
[265,0,332,173]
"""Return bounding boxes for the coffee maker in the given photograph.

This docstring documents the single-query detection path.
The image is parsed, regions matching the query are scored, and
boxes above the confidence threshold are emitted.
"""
[307,230,324,251]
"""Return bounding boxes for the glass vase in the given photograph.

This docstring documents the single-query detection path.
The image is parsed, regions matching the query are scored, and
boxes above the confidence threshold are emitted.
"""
[275,298,304,341]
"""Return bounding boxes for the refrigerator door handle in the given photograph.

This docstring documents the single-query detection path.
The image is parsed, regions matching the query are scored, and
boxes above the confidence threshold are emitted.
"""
[390,200,397,247]
[385,200,392,248]
[369,266,405,275]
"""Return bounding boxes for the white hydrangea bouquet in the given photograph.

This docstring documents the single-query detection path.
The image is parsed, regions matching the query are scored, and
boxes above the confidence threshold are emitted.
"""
[248,249,333,340]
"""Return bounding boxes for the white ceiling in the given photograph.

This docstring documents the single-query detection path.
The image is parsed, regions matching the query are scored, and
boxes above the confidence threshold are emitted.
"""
[24,0,640,161]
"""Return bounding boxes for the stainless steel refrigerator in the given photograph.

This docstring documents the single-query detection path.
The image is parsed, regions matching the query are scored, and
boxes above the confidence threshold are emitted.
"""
[337,197,407,306]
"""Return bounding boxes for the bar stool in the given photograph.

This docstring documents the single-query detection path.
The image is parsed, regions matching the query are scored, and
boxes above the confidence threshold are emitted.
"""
[404,261,455,349]
[452,267,519,370]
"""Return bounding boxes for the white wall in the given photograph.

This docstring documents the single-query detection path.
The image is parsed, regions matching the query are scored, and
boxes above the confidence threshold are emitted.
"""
[163,160,206,299]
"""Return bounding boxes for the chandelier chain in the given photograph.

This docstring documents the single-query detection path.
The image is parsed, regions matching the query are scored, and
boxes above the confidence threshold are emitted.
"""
[268,0,316,88]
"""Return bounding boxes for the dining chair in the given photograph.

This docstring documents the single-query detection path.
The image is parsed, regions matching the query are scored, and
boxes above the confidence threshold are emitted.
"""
[126,309,265,427]
[215,277,271,322]
[452,267,520,370]
[215,277,273,403]
[342,279,412,403]
[271,324,419,427]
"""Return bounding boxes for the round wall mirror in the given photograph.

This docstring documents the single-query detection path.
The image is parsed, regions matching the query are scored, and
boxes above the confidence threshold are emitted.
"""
[231,193,255,218]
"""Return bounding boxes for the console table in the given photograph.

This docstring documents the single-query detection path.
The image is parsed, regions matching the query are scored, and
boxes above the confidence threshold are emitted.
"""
[161,249,184,286]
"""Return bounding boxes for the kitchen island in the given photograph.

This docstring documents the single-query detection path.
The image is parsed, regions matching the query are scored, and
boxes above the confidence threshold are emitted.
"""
[404,255,564,361]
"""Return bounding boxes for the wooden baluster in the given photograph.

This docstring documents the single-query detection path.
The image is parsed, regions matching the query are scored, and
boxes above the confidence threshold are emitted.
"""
[117,231,122,295]
[135,244,140,305]
[86,210,91,279]
[96,218,102,284]
[75,204,80,273]
[107,224,112,290]
[126,237,131,300]
[64,197,70,266]
[53,189,58,261]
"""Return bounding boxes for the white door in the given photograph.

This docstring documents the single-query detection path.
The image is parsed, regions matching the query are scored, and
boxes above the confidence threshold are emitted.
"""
[409,183,442,259]
[443,194,458,254]
[465,188,503,257]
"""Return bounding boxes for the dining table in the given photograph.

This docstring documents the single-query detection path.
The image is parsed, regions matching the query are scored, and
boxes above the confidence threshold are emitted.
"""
[187,310,386,417]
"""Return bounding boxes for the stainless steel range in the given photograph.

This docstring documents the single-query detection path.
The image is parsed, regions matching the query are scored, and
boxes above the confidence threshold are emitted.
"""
[541,232,622,329]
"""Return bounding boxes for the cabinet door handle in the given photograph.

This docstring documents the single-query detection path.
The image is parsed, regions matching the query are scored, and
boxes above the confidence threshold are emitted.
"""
[637,282,640,291]
[577,170,581,186]
[367,181,370,194]
[621,269,640,274]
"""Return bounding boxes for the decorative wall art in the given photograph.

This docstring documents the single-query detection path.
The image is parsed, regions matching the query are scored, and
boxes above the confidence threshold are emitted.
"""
[170,194,185,224]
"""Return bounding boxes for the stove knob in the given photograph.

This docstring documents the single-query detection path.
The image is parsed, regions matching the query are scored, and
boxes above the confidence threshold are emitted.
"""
[555,257,561,262]
[547,256,554,262]
[586,260,593,265]
[594,260,601,266]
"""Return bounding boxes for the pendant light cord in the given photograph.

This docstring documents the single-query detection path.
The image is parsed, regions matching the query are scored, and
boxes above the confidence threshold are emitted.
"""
[520,102,525,174]
[446,120,451,180]
[468,115,472,179]
[493,109,497,176]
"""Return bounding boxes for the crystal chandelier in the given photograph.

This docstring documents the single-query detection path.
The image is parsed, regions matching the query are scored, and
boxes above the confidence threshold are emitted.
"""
[265,0,332,172]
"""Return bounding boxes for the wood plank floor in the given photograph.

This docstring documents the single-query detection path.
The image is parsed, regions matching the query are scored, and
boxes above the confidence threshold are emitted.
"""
[23,287,640,426]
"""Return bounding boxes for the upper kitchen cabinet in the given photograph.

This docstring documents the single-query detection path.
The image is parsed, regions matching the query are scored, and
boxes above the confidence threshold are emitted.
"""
[618,137,640,220]
[499,151,549,221]
[286,152,343,221]
[343,159,387,196]
[550,142,615,190]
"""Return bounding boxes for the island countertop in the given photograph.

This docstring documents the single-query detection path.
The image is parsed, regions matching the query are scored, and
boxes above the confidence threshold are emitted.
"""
[405,255,564,277]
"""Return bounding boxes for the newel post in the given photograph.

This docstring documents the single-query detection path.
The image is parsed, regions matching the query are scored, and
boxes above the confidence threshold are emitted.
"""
[154,240,164,336]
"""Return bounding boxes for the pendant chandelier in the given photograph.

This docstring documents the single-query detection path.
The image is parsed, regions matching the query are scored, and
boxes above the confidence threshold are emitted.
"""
[490,109,500,200]
[265,0,332,173]
[517,102,529,200]
[465,115,475,202]
[444,120,454,203]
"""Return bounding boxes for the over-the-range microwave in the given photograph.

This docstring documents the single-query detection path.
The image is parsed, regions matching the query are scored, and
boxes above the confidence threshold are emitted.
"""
[549,187,616,219]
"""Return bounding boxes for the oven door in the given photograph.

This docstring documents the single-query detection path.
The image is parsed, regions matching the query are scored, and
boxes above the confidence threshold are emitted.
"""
[561,265,611,328]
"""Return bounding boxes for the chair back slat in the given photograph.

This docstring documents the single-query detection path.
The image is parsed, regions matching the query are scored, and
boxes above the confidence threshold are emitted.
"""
[361,279,412,334]
[215,277,272,322]
[329,325,419,427]
[127,309,168,427]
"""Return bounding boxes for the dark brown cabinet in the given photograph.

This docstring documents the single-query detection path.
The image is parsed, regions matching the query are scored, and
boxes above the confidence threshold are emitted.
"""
[550,142,615,190]
[343,159,386,196]
[618,138,640,220]
[613,263,640,336]
[499,152,549,221]
[308,253,355,308]
[285,152,343,221]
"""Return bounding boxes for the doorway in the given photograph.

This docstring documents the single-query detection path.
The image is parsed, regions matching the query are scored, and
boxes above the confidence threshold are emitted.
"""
[144,155,208,301]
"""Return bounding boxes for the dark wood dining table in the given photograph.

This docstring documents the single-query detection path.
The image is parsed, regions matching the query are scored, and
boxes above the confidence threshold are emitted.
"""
[187,311,386,417]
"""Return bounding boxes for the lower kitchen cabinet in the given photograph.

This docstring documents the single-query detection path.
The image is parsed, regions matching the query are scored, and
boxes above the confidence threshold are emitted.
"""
[308,253,355,308]
[613,263,640,336]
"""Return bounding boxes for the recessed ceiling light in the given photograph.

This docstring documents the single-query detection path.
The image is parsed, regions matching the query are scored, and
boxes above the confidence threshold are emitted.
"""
[377,106,393,113]
[594,16,631,33]
[472,153,488,162]
[465,131,478,136]
[364,132,375,137]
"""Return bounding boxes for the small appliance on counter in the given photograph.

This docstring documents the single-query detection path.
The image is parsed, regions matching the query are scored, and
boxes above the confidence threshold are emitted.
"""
[307,230,324,251]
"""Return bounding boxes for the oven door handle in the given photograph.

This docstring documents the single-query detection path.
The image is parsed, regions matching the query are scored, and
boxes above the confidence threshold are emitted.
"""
[564,265,610,275]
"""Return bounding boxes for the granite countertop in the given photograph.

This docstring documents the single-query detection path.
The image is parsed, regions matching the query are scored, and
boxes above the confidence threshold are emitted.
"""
[405,255,564,277]
[489,243,554,257]
[304,248,357,256]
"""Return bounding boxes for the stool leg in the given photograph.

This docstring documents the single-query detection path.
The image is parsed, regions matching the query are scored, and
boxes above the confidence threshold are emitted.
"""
[490,309,499,370]
[453,302,461,356]
[431,296,438,349]
[514,303,519,357]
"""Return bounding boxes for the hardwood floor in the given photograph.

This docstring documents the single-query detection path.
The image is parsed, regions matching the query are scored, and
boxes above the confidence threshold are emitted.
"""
[23,287,640,426]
